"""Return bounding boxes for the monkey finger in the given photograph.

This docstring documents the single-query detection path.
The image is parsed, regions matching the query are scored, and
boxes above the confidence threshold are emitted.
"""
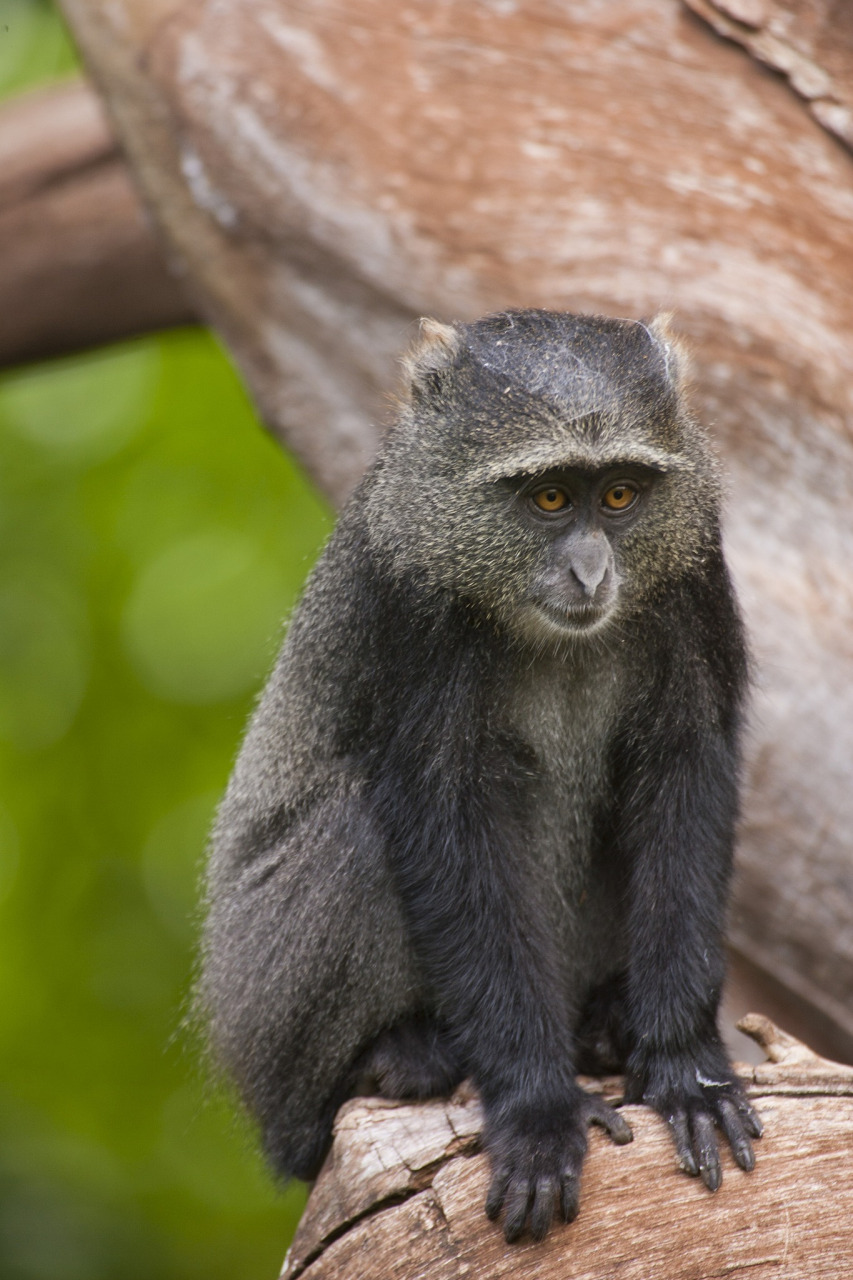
[501,1176,535,1244]
[667,1107,699,1176]
[529,1175,558,1243]
[485,1167,511,1221]
[717,1098,756,1172]
[738,1099,764,1140]
[559,1172,581,1224]
[586,1097,633,1145]
[689,1109,722,1191]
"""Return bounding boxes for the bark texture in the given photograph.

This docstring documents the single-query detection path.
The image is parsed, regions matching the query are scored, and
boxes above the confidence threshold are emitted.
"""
[684,0,853,150]
[0,79,194,366]
[281,1019,853,1280]
[52,0,853,1052]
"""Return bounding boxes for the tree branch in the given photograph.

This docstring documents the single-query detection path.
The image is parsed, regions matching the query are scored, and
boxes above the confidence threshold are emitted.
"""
[283,1020,853,1278]
[0,78,195,367]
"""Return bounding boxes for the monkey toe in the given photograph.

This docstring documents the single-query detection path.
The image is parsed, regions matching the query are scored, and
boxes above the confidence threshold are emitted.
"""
[574,972,633,1074]
[358,1015,464,1101]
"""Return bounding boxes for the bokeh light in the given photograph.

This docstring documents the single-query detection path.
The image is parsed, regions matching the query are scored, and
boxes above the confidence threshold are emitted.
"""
[122,529,288,705]
[2,344,159,464]
[0,6,333,1275]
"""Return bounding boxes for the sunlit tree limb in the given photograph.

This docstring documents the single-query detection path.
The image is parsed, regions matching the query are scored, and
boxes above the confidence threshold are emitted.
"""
[283,1021,853,1279]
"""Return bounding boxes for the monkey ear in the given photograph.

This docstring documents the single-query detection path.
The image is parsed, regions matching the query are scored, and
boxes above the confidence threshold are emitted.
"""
[647,312,690,391]
[401,318,463,401]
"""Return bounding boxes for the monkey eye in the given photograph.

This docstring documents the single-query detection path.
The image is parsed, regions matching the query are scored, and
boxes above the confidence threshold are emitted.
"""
[530,486,570,514]
[601,483,639,512]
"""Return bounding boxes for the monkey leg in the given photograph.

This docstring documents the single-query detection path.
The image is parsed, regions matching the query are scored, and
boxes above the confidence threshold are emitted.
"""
[203,787,424,1181]
[355,1013,465,1100]
[574,970,634,1075]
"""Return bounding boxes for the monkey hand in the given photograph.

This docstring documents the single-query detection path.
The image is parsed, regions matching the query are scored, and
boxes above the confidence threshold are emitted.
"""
[483,1084,633,1243]
[625,1047,763,1191]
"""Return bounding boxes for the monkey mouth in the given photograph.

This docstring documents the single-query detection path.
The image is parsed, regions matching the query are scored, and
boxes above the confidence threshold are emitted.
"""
[552,604,607,627]
[532,598,614,635]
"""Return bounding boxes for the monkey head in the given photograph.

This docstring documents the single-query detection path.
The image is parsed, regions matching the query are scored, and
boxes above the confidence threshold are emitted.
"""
[365,309,722,644]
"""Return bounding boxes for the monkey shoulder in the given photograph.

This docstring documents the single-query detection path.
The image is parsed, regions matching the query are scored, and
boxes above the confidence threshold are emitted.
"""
[210,505,386,855]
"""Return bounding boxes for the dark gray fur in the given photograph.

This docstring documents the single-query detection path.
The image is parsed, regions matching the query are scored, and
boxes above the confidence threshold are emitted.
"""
[201,309,762,1243]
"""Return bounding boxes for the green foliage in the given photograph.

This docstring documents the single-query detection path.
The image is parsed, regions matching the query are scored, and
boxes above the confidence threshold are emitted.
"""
[0,9,334,1270]
[0,0,77,97]
[0,325,330,1279]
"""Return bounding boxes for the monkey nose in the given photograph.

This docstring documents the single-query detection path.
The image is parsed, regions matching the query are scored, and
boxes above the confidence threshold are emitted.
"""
[571,567,609,599]
[569,545,611,598]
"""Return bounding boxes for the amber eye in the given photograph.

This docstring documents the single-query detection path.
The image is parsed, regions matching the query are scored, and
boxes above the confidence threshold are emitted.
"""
[531,487,569,513]
[601,483,638,512]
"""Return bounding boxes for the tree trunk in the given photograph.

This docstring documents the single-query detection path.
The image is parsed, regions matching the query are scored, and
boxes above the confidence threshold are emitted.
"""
[51,0,853,1060]
[684,0,853,150]
[283,1019,853,1280]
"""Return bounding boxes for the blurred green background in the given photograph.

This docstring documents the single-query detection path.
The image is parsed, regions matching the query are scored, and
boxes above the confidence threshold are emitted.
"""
[0,4,332,1276]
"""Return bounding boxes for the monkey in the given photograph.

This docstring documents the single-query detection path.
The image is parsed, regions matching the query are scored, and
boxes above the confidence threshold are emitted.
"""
[200,308,763,1244]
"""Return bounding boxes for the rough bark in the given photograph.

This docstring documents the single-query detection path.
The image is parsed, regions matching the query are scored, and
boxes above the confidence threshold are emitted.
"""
[281,1019,853,1280]
[0,78,194,367]
[684,0,853,150]
[52,0,853,1054]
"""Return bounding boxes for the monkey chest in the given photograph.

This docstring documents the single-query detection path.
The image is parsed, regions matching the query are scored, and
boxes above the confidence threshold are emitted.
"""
[508,657,622,878]
[507,658,627,982]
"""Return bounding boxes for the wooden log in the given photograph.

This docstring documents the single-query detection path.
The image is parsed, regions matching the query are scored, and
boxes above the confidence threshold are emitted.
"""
[0,79,195,367]
[282,1018,853,1279]
[56,0,853,1057]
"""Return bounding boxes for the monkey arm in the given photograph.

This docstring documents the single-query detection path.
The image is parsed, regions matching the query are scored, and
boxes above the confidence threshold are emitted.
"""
[616,645,762,1189]
[374,741,633,1239]
[367,618,631,1241]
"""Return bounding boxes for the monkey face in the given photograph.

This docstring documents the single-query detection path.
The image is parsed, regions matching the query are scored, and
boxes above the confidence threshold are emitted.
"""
[509,464,660,641]
[366,309,721,637]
